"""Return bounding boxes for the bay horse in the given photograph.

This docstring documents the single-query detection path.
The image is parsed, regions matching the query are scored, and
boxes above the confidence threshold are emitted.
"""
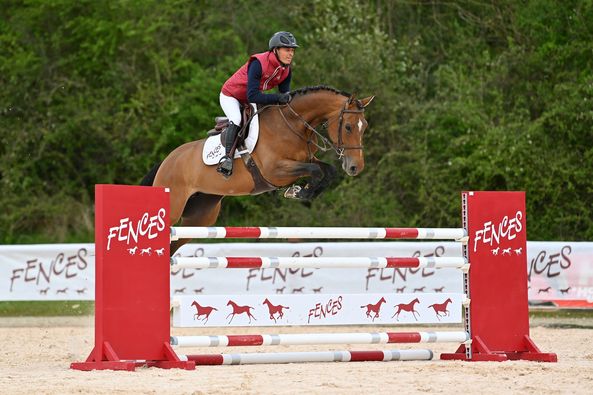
[141,85,374,254]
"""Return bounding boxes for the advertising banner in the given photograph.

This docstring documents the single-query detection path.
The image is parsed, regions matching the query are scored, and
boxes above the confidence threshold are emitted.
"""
[1,241,592,304]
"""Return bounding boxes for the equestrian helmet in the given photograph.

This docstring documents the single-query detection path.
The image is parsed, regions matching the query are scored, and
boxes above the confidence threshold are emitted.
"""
[269,31,299,50]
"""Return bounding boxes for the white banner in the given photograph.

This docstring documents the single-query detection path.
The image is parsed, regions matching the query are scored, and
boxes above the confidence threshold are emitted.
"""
[0,244,94,300]
[1,241,592,303]
[172,293,464,327]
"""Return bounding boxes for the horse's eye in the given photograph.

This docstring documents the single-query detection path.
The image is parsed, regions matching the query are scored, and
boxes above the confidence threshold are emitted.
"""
[345,123,352,133]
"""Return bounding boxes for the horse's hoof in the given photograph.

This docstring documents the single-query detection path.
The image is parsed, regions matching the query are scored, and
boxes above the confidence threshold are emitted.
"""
[284,185,302,199]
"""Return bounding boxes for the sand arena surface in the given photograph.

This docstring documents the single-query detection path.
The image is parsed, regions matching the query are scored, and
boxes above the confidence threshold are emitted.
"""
[1,316,592,394]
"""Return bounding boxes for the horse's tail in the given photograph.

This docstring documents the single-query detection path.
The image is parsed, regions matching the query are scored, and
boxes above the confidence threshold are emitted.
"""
[140,161,162,186]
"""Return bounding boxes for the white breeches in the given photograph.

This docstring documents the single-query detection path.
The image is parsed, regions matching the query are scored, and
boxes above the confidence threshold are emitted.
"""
[219,93,242,125]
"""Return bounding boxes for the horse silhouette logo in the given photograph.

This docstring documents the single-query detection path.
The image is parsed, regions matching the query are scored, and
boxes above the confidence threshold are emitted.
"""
[392,298,420,321]
[428,298,452,321]
[360,297,387,322]
[226,300,257,324]
[191,301,218,324]
[262,298,290,323]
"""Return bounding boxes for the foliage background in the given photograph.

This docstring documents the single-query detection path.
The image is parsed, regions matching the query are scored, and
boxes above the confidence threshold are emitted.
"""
[1,0,592,243]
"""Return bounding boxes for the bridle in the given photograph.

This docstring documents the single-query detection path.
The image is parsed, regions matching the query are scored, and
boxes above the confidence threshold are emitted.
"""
[278,96,366,159]
[336,97,365,155]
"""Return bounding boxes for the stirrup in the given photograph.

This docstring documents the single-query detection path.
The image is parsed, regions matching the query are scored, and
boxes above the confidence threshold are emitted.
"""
[217,156,233,178]
[283,185,302,199]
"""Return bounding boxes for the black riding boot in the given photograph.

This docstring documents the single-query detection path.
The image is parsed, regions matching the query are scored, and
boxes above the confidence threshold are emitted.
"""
[217,122,240,178]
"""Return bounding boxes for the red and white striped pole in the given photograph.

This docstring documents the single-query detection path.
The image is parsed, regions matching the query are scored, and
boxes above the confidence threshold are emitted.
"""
[170,256,468,270]
[170,226,466,241]
[171,331,469,347]
[181,349,433,365]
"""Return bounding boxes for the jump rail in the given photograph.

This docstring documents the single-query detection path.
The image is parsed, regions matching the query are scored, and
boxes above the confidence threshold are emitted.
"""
[170,256,469,270]
[171,331,470,347]
[181,349,434,365]
[170,226,467,241]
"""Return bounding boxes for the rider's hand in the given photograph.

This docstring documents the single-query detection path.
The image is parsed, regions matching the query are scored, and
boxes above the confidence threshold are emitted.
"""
[278,92,292,104]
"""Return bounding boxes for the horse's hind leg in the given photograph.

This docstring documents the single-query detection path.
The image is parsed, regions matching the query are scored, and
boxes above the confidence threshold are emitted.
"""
[170,192,223,255]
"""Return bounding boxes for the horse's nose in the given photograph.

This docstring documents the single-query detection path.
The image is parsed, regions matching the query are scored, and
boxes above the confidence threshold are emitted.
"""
[342,157,363,176]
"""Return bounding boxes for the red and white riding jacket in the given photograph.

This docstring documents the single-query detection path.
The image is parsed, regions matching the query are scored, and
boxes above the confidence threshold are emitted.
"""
[222,51,291,103]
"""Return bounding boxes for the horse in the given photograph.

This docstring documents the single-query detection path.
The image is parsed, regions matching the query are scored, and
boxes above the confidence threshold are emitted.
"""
[140,85,374,254]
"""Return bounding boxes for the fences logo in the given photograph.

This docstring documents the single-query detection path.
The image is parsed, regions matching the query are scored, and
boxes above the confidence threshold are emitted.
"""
[205,144,223,161]
[473,210,524,255]
[106,209,167,252]
[308,295,343,323]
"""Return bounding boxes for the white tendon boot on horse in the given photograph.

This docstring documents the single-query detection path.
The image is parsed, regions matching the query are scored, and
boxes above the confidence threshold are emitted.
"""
[284,185,302,199]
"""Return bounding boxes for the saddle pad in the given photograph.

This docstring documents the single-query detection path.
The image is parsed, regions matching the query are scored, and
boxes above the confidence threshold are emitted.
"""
[202,104,260,165]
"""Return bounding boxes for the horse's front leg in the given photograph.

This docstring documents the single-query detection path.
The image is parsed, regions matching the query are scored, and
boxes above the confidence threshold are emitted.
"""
[281,160,337,200]
[307,160,337,199]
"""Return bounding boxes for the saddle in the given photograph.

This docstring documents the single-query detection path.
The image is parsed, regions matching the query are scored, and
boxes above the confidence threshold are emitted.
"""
[205,104,276,194]
[207,105,254,142]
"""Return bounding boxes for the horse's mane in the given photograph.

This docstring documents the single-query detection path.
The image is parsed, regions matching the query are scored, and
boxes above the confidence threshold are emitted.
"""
[290,85,352,98]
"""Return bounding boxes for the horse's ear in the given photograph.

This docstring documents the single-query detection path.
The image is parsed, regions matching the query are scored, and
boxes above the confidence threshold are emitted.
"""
[359,96,375,108]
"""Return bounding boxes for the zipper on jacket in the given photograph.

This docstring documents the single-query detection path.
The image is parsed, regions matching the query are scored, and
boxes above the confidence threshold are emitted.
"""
[263,66,282,90]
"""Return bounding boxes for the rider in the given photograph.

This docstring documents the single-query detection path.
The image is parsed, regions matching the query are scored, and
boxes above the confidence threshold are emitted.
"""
[217,31,298,177]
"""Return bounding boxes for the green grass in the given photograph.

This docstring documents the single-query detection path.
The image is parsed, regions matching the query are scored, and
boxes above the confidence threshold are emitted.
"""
[0,301,94,316]
[529,309,593,319]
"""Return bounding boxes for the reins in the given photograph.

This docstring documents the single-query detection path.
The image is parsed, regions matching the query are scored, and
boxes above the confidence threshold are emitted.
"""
[279,104,339,157]
[276,97,365,160]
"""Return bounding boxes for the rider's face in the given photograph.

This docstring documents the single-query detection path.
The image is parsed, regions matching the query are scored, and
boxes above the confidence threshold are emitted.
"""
[276,47,295,65]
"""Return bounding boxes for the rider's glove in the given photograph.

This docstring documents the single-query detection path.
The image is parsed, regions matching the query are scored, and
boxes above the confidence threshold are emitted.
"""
[278,92,292,104]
